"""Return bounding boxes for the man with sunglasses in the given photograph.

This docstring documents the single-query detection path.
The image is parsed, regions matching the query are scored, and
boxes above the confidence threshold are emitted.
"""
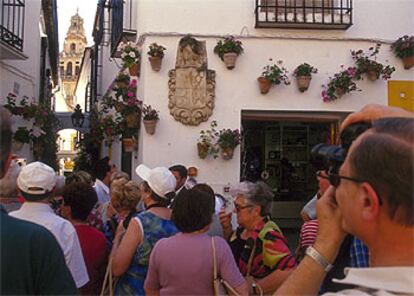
[275,105,414,296]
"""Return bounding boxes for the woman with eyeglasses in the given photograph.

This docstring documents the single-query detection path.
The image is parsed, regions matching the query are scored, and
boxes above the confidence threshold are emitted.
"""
[219,181,296,294]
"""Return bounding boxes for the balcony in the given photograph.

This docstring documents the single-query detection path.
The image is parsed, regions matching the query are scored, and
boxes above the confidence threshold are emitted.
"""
[0,0,26,59]
[255,0,353,30]
[110,0,136,58]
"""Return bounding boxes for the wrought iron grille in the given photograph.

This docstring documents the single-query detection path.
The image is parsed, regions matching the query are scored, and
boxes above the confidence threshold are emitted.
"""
[110,0,136,57]
[255,0,352,29]
[0,0,25,51]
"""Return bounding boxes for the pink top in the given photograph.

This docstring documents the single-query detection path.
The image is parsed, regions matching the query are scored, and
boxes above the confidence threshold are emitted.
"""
[145,233,245,295]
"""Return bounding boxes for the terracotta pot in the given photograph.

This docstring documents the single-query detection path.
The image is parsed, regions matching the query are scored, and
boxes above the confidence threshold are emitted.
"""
[12,140,24,151]
[222,52,238,70]
[296,76,312,92]
[367,71,379,81]
[128,63,140,76]
[143,119,158,135]
[149,56,162,72]
[114,101,125,113]
[123,138,136,152]
[221,147,234,160]
[126,113,139,128]
[402,56,414,70]
[197,142,209,159]
[257,77,271,94]
[116,81,129,89]
[335,87,346,98]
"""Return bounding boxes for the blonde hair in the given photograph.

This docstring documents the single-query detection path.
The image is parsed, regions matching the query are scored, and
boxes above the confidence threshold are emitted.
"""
[110,178,140,211]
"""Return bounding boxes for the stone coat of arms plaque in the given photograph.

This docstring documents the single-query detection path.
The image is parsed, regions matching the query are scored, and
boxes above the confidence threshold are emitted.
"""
[168,35,216,126]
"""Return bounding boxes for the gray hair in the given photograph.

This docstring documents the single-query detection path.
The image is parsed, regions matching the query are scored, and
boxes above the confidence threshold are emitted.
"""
[0,159,21,198]
[230,181,274,216]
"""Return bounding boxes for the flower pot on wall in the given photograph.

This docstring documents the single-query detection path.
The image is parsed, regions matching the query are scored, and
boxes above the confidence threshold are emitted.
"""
[12,140,24,152]
[222,53,238,70]
[129,63,140,76]
[149,57,162,72]
[367,71,379,81]
[116,81,129,89]
[221,147,234,160]
[114,101,125,113]
[402,56,414,70]
[143,119,158,135]
[122,138,136,152]
[126,113,139,128]
[197,142,209,159]
[257,77,271,94]
[296,76,312,92]
[335,87,346,98]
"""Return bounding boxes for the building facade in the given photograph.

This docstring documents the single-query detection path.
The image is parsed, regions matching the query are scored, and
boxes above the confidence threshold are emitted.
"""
[84,0,414,241]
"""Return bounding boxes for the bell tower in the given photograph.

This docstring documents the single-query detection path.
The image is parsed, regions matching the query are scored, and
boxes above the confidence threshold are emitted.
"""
[59,10,87,110]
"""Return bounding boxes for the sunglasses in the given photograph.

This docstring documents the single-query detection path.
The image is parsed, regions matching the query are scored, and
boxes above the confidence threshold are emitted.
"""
[234,203,254,212]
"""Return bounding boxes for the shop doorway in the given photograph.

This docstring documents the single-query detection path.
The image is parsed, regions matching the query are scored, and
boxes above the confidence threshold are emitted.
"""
[240,110,348,250]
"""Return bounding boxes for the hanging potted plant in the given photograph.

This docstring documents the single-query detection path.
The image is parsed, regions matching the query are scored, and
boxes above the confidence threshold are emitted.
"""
[142,104,159,135]
[197,120,219,159]
[257,59,290,94]
[213,36,244,70]
[293,63,318,92]
[351,44,395,81]
[391,35,414,70]
[217,128,241,160]
[122,137,136,153]
[115,72,130,89]
[147,43,166,72]
[12,127,31,151]
[120,42,141,76]
[321,66,361,102]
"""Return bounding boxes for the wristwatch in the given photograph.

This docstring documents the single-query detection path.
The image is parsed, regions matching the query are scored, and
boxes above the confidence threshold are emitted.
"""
[305,246,333,272]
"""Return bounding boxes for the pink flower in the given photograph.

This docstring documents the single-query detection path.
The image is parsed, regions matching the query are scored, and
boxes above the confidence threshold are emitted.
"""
[347,67,357,77]
[127,91,134,97]
[130,79,137,87]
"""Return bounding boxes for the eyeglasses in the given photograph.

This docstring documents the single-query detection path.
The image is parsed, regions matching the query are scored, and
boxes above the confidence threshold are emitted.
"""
[316,170,365,187]
[234,203,254,212]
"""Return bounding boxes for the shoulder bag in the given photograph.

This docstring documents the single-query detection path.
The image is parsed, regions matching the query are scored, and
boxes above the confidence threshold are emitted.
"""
[212,237,240,296]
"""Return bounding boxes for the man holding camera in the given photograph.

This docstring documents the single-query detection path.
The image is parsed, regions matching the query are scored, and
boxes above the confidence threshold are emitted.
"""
[275,104,414,295]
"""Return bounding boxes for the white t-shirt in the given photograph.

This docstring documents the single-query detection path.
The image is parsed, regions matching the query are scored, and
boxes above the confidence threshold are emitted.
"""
[10,202,89,288]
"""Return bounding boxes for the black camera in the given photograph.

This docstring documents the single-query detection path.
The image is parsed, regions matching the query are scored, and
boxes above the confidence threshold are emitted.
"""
[311,122,372,175]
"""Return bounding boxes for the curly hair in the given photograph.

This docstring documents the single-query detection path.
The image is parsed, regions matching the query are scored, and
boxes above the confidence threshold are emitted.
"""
[110,178,140,212]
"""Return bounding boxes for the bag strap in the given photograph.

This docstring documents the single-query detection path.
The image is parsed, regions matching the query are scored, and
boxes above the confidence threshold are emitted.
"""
[246,240,256,277]
[100,257,113,296]
[211,237,240,296]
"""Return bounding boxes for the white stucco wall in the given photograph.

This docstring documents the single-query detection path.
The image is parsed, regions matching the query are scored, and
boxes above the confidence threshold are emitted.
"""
[96,0,414,191]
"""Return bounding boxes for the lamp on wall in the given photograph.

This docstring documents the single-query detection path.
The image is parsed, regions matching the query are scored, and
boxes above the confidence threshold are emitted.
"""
[71,104,84,128]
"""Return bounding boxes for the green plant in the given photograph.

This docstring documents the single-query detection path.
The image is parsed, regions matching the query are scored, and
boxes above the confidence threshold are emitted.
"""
[197,120,219,159]
[322,66,360,102]
[260,59,290,85]
[120,42,140,68]
[351,44,395,80]
[391,35,414,58]
[217,128,241,149]
[147,43,166,58]
[13,127,31,143]
[214,36,244,60]
[142,104,159,120]
[293,63,318,77]
[115,72,130,84]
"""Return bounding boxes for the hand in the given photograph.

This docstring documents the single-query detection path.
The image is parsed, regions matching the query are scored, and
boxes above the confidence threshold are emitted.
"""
[315,186,346,246]
[219,207,232,230]
[341,104,413,131]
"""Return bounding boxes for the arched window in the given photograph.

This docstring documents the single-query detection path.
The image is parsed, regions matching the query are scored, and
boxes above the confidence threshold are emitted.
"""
[70,43,76,52]
[75,66,80,75]
[66,62,73,76]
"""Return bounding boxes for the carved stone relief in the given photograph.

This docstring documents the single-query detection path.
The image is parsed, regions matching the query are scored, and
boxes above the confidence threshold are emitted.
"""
[168,35,216,126]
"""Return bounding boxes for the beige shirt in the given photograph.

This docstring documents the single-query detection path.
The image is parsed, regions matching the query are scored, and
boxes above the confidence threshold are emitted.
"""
[323,267,414,296]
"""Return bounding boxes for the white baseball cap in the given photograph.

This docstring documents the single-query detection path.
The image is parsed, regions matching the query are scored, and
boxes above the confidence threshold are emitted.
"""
[135,164,176,198]
[17,161,57,195]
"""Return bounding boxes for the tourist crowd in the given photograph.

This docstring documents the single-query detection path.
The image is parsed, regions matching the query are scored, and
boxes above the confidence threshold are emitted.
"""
[0,103,413,296]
